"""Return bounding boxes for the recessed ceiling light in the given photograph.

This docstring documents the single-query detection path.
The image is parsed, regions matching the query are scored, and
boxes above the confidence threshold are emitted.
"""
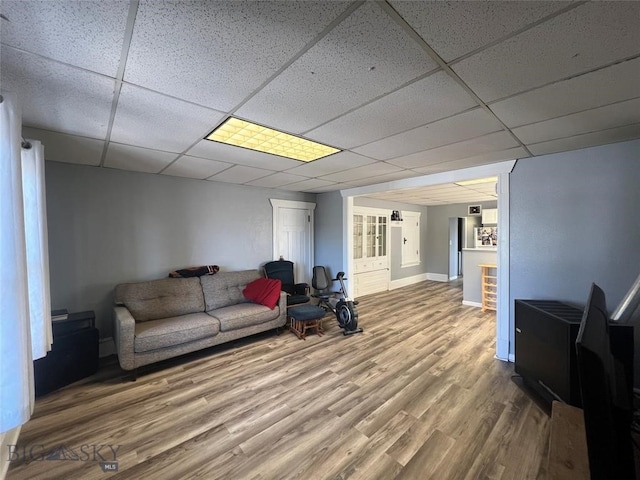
[205,117,340,162]
[454,177,498,186]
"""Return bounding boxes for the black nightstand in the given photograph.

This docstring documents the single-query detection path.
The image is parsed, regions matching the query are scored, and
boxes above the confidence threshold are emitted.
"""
[34,310,99,397]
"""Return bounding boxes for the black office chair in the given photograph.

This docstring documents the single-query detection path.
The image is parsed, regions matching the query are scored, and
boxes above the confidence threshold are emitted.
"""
[264,259,310,307]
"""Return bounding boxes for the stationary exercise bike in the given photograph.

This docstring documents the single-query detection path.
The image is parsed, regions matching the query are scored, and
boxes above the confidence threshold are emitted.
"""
[312,266,363,335]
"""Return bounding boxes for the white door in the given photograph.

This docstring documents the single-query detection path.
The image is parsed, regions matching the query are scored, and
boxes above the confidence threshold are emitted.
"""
[270,199,315,285]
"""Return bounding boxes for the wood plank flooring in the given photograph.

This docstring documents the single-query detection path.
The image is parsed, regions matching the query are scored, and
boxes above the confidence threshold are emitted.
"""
[7,280,550,479]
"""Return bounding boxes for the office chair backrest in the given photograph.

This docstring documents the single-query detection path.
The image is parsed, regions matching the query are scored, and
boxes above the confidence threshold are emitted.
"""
[312,266,331,291]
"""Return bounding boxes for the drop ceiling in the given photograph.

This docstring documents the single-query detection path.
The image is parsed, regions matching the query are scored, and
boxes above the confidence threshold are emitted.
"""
[1,1,639,205]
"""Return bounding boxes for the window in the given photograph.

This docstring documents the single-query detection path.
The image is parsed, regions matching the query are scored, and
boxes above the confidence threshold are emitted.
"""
[401,211,421,267]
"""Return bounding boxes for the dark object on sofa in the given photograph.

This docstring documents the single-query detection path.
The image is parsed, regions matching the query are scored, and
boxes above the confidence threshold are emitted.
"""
[169,265,219,278]
[264,259,310,306]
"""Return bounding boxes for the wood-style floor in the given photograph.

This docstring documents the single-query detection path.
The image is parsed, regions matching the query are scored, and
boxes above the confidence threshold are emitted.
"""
[7,280,550,480]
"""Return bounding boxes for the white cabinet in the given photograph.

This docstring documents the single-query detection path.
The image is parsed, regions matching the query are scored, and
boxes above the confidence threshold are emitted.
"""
[482,208,498,225]
[353,209,389,297]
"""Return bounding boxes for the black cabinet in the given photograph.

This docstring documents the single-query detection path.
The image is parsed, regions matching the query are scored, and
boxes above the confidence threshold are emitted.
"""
[515,300,633,409]
[515,300,584,407]
[34,311,99,397]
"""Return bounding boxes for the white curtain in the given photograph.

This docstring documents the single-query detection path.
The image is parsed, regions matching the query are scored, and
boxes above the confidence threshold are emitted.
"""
[22,140,53,361]
[0,92,52,434]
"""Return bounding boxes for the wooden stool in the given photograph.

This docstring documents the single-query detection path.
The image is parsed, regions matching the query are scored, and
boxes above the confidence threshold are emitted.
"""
[288,305,326,340]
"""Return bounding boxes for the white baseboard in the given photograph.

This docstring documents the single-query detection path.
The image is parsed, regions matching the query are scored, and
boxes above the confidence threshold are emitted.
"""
[99,337,115,358]
[508,353,515,363]
[449,275,458,281]
[389,273,428,290]
[426,273,449,282]
[462,300,483,308]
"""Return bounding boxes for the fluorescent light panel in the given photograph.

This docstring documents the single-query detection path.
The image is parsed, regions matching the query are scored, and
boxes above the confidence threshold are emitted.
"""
[206,117,340,162]
[454,176,498,186]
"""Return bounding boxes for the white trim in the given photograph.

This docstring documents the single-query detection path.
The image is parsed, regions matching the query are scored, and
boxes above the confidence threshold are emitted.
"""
[449,275,458,281]
[495,173,512,361]
[99,337,115,358]
[390,273,428,290]
[462,300,483,308]
[508,353,515,363]
[426,273,449,282]
[344,196,354,298]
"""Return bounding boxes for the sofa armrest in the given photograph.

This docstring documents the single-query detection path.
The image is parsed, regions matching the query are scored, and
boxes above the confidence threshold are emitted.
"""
[113,305,136,371]
[278,291,287,325]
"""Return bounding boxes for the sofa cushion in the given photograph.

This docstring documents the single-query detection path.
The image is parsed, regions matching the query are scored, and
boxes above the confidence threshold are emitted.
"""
[115,277,205,322]
[201,270,261,311]
[208,303,280,332]
[243,278,282,309]
[134,313,220,353]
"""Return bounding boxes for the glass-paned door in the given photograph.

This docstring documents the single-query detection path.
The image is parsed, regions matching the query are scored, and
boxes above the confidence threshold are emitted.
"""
[353,214,363,259]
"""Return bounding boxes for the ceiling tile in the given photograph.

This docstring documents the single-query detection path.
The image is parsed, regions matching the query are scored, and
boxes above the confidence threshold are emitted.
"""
[187,140,301,171]
[389,132,521,169]
[452,2,640,102]
[491,57,640,127]
[528,124,640,156]
[207,165,273,184]
[1,48,114,138]
[284,151,375,177]
[23,127,104,166]
[1,0,129,76]
[306,71,478,149]
[278,178,337,192]
[354,108,503,160]
[104,143,178,173]
[390,0,571,62]
[236,2,437,133]
[307,182,354,193]
[419,146,528,174]
[413,146,529,175]
[111,84,225,153]
[320,161,403,183]
[161,155,231,179]
[245,172,309,189]
[367,170,422,183]
[124,1,350,111]
[513,98,640,145]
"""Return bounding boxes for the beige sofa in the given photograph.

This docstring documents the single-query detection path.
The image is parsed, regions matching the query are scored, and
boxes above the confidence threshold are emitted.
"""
[113,270,286,371]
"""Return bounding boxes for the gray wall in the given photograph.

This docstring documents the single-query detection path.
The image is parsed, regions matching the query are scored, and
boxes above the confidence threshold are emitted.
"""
[510,139,640,358]
[354,197,429,281]
[46,162,314,339]
[425,201,497,275]
[314,190,344,279]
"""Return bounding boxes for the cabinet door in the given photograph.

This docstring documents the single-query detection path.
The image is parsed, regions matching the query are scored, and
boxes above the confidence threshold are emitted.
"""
[353,214,363,259]
[377,215,387,257]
